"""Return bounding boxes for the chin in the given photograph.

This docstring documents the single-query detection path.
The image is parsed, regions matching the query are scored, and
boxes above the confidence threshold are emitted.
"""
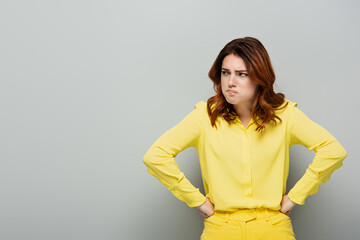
[225,99,238,105]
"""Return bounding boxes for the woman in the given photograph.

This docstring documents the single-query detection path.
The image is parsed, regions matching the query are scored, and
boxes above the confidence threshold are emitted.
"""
[142,37,347,240]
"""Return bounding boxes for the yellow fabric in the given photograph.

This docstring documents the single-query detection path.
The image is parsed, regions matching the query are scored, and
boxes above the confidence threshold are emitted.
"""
[201,208,296,239]
[142,99,347,211]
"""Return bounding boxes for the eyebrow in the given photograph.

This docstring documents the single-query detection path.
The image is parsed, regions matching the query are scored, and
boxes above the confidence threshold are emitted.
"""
[221,68,247,72]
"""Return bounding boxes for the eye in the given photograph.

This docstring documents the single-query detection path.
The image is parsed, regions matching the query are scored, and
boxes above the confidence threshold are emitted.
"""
[239,72,248,77]
[221,70,228,75]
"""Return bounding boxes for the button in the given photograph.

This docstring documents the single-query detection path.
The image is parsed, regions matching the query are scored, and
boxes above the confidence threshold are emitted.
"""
[171,189,175,192]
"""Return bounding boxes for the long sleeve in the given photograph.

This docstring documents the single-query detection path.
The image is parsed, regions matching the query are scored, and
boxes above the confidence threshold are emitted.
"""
[287,104,347,205]
[142,102,206,208]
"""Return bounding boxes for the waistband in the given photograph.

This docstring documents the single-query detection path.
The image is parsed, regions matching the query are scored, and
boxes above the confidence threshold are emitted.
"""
[213,208,281,223]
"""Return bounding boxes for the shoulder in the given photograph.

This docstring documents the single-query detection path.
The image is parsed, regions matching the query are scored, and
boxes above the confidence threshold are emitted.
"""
[284,98,298,110]
[195,100,206,107]
[194,100,207,112]
[275,98,298,115]
[283,99,311,129]
[284,98,302,117]
[271,99,299,128]
[193,101,208,122]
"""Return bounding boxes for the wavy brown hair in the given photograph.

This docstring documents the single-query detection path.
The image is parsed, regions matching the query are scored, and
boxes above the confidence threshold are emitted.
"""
[207,36,288,132]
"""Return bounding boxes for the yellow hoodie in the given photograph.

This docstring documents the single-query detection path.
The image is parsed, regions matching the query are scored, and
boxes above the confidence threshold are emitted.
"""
[142,99,347,211]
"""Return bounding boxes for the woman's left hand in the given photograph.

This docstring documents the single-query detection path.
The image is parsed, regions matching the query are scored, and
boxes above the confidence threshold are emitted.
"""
[280,195,297,215]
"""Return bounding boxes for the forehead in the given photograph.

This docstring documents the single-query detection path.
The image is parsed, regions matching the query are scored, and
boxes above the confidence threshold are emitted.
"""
[222,54,247,70]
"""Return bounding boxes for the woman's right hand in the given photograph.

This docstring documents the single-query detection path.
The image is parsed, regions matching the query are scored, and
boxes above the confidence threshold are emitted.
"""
[197,197,215,218]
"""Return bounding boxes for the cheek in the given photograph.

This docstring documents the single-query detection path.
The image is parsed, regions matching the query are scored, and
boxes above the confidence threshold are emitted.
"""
[239,80,253,90]
[244,80,257,90]
[221,80,227,89]
[238,81,257,97]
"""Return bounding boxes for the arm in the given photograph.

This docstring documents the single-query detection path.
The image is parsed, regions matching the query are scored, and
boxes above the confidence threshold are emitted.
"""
[287,104,347,205]
[142,102,206,208]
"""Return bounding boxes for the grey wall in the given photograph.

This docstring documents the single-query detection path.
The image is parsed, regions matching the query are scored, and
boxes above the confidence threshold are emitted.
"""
[0,0,358,239]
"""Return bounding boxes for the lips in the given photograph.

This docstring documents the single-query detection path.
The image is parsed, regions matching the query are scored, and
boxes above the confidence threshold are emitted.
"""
[227,90,238,93]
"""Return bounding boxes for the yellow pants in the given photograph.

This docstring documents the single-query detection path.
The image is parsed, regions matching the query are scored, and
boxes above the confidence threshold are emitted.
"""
[201,208,296,240]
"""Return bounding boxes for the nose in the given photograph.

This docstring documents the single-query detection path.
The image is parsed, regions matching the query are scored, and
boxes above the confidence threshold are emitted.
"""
[228,73,235,86]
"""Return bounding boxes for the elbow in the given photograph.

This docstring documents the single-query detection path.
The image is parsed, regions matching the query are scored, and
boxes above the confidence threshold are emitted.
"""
[142,146,162,166]
[321,139,348,163]
[142,145,173,170]
[335,141,347,161]
[142,150,152,166]
[341,148,347,160]
[142,150,161,180]
[142,144,154,165]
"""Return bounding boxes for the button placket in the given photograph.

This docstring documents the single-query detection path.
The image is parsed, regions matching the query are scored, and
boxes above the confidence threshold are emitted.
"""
[236,116,254,197]
[242,130,253,197]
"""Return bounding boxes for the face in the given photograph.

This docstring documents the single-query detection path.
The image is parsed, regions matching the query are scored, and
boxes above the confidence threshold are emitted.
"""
[221,54,258,105]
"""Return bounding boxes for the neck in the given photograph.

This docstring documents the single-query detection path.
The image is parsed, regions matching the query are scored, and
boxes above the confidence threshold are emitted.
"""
[232,100,254,118]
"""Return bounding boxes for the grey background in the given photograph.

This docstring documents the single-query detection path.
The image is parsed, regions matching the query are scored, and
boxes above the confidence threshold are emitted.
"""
[0,0,358,239]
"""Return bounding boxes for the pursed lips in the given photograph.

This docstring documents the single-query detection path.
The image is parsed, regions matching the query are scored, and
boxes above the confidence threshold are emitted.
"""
[227,90,238,93]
